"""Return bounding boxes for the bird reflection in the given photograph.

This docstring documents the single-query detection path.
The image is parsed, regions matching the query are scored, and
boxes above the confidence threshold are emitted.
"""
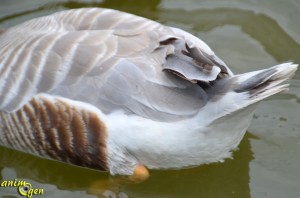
[124,133,255,198]
[0,133,254,198]
[0,146,129,197]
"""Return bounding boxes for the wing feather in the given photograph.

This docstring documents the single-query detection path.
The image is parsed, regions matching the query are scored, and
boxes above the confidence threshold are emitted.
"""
[0,8,232,121]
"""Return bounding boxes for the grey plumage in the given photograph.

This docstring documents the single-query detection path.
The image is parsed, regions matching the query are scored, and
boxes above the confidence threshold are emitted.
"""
[0,8,229,121]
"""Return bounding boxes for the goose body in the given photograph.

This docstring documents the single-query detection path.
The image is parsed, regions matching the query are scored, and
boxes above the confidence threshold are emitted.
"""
[0,8,297,176]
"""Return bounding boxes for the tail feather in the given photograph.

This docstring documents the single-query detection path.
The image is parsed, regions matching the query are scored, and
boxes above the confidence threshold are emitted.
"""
[234,62,298,104]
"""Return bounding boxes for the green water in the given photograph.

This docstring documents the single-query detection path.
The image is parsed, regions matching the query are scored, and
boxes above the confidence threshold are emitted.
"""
[0,0,300,197]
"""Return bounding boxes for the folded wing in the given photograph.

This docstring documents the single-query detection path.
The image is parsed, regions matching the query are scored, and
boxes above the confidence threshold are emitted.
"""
[0,8,231,121]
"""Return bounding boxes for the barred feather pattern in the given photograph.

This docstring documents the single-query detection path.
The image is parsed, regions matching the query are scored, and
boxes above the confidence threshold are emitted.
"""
[0,95,108,171]
[0,8,162,112]
[0,8,229,122]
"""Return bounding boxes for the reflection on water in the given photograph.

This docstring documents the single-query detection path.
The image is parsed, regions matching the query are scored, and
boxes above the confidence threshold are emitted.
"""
[125,134,254,198]
[0,0,300,197]
[0,134,254,198]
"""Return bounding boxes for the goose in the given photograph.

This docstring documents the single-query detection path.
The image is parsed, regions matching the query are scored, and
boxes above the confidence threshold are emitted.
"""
[0,8,298,182]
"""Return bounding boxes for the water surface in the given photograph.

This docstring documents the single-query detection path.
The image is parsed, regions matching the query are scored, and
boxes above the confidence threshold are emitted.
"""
[0,0,299,197]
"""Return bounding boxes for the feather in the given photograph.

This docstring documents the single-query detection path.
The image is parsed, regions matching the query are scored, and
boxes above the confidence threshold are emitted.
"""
[0,8,222,121]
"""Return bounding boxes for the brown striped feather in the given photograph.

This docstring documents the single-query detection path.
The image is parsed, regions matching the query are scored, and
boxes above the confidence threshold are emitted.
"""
[69,107,90,166]
[0,113,14,148]
[16,107,38,153]
[0,95,108,171]
[82,109,108,170]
